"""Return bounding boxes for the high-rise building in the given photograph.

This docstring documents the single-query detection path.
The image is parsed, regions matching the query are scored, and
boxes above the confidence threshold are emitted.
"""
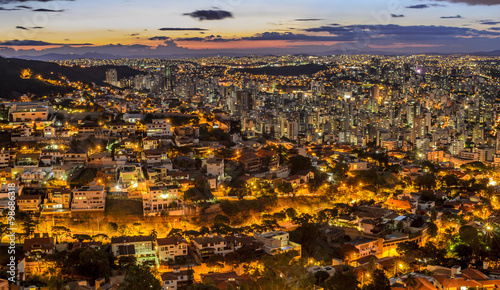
[105,69,118,86]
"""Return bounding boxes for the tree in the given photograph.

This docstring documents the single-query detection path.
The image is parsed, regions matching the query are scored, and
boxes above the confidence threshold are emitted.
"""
[276,182,293,196]
[315,270,331,286]
[52,226,71,243]
[404,274,418,289]
[442,174,459,187]
[364,269,390,290]
[454,244,473,261]
[118,255,137,269]
[107,222,118,232]
[76,248,113,281]
[324,271,359,290]
[119,265,162,290]
[73,234,93,242]
[205,255,225,270]
[288,155,312,175]
[415,173,436,190]
[213,214,231,226]
[150,229,158,240]
[459,225,479,246]
[20,214,38,238]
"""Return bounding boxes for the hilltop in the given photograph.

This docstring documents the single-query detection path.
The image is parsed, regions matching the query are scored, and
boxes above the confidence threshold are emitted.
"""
[0,56,144,99]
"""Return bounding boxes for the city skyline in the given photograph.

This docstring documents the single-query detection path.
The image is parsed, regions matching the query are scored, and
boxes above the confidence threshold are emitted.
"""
[1,0,500,58]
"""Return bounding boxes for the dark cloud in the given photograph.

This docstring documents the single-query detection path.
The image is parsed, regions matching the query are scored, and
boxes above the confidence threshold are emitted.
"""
[16,25,44,30]
[391,14,405,17]
[429,0,500,5]
[149,36,171,40]
[159,27,208,31]
[175,34,233,42]
[15,5,30,8]
[32,8,64,12]
[406,4,430,8]
[303,24,500,41]
[129,33,139,36]
[0,39,92,46]
[488,27,500,30]
[0,6,19,10]
[441,15,463,18]
[479,20,500,25]
[183,9,232,21]
[406,3,446,8]
[295,18,323,21]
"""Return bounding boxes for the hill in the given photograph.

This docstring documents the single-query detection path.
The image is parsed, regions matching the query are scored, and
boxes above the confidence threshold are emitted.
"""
[0,56,144,99]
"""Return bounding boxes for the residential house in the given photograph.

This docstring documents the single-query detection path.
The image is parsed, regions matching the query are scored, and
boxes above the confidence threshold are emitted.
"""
[111,236,158,265]
[71,185,106,212]
[156,236,189,262]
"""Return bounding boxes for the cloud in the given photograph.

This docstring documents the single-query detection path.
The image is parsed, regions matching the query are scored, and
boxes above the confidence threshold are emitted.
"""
[183,9,232,21]
[429,0,500,5]
[303,24,500,41]
[488,27,500,30]
[149,36,171,40]
[441,15,463,18]
[295,18,323,21]
[0,39,92,46]
[0,0,73,3]
[176,35,237,42]
[0,6,19,10]
[16,25,44,30]
[129,33,139,36]
[479,20,500,25]
[406,4,430,8]
[15,5,30,8]
[391,14,405,17]
[32,8,64,12]
[159,27,208,31]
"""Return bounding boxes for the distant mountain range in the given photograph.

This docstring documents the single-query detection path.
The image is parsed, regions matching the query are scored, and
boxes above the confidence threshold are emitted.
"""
[7,49,500,61]
[0,56,144,99]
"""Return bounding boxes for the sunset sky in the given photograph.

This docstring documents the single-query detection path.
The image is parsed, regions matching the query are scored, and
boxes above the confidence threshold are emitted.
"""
[1,0,500,57]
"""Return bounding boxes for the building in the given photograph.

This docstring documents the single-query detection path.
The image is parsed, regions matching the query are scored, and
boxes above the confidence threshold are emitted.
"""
[156,236,189,262]
[192,235,231,259]
[71,185,106,212]
[106,68,118,86]
[10,103,50,122]
[253,231,301,255]
[347,236,381,258]
[206,157,224,181]
[23,235,55,258]
[42,187,72,215]
[146,119,173,137]
[143,185,181,216]
[17,195,42,212]
[111,236,158,265]
[161,268,193,290]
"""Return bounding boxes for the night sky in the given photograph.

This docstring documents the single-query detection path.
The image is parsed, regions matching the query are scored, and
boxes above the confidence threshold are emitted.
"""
[1,0,500,57]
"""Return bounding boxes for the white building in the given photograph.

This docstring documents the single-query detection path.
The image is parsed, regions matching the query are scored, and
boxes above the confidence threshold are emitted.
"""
[143,185,181,215]
[111,236,158,265]
[157,236,189,262]
[253,231,301,255]
[206,158,224,181]
[146,119,173,137]
[192,235,231,259]
[71,185,106,212]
